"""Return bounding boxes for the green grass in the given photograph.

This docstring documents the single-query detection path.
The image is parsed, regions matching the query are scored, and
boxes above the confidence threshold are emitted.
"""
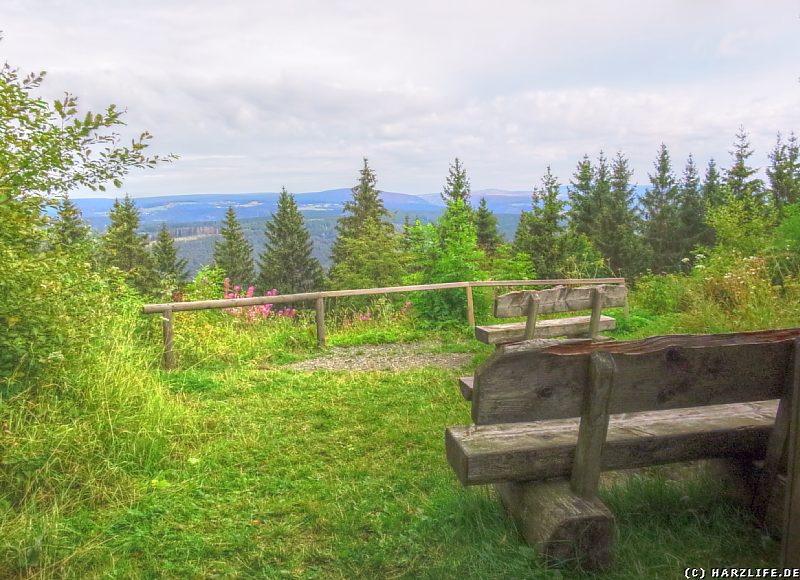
[0,304,785,578]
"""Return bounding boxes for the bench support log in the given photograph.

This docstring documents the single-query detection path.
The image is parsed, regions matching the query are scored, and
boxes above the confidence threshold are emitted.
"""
[753,338,798,521]
[523,295,540,340]
[571,352,615,498]
[496,479,615,570]
[708,458,787,538]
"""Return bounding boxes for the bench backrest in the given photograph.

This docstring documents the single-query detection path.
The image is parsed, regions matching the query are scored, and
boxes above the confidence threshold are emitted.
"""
[493,284,627,318]
[471,328,800,425]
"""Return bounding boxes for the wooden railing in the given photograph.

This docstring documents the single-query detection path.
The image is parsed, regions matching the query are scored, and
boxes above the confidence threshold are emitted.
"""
[142,278,625,369]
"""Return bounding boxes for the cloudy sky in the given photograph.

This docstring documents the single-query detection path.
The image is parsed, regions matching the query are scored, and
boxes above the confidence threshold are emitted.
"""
[3,0,799,197]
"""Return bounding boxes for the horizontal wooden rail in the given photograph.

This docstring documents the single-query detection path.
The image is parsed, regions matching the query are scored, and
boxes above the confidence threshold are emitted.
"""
[142,278,625,314]
[142,277,626,369]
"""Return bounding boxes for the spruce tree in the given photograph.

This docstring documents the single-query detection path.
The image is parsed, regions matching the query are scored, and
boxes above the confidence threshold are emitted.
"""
[703,158,725,208]
[441,157,471,205]
[726,126,765,208]
[641,144,681,272]
[599,152,646,277]
[52,194,89,247]
[677,154,713,256]
[100,194,157,293]
[213,206,255,287]
[257,187,323,294]
[328,159,404,289]
[475,197,501,254]
[152,222,189,284]
[767,132,800,216]
[567,154,595,238]
[514,167,566,278]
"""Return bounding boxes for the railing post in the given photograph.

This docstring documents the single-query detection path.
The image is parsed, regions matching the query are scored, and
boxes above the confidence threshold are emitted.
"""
[466,284,475,327]
[315,297,326,347]
[162,307,175,370]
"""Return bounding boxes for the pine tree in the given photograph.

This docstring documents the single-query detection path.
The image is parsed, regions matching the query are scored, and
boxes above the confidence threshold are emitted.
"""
[441,157,471,205]
[257,187,323,294]
[328,159,404,289]
[641,144,681,272]
[726,126,765,208]
[677,154,713,256]
[600,152,646,277]
[213,206,255,287]
[767,132,800,216]
[475,197,501,254]
[567,154,595,238]
[152,223,189,284]
[100,194,157,293]
[514,167,565,278]
[703,158,725,208]
[51,194,89,246]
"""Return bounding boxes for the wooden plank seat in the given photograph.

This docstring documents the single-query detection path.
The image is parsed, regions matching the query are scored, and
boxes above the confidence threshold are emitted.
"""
[475,315,616,345]
[447,400,777,485]
[445,329,800,570]
[475,284,627,346]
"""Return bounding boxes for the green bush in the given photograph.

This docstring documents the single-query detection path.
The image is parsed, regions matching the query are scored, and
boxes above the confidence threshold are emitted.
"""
[631,273,690,315]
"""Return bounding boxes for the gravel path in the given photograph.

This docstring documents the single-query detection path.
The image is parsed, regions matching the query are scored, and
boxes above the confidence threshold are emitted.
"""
[285,342,475,372]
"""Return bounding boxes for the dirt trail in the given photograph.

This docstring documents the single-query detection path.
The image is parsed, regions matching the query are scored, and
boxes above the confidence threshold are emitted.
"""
[285,342,475,371]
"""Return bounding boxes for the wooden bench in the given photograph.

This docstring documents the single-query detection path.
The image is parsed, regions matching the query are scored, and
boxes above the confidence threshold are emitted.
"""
[460,284,627,401]
[474,284,627,346]
[446,329,800,570]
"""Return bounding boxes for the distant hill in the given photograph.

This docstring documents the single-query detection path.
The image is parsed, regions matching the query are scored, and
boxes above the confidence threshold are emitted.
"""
[73,189,439,229]
[73,186,646,276]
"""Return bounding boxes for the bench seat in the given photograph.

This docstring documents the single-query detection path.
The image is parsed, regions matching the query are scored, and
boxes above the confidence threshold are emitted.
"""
[475,314,616,345]
[446,399,778,485]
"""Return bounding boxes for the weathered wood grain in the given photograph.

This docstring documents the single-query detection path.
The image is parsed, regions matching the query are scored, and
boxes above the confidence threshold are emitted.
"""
[495,480,615,570]
[459,376,474,401]
[446,400,778,485]
[493,285,627,318]
[472,329,800,425]
[782,338,800,567]
[570,352,615,498]
[753,393,791,521]
[474,315,616,345]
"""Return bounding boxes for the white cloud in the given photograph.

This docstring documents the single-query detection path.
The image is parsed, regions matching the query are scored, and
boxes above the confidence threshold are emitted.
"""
[2,0,798,196]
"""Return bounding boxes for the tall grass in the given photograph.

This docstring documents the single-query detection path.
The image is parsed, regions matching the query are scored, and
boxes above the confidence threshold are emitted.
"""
[0,300,197,576]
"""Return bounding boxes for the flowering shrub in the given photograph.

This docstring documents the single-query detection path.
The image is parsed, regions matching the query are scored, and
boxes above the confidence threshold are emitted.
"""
[222,278,297,322]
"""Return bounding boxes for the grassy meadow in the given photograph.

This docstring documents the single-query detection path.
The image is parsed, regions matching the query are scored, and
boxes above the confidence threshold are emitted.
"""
[1,293,792,579]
